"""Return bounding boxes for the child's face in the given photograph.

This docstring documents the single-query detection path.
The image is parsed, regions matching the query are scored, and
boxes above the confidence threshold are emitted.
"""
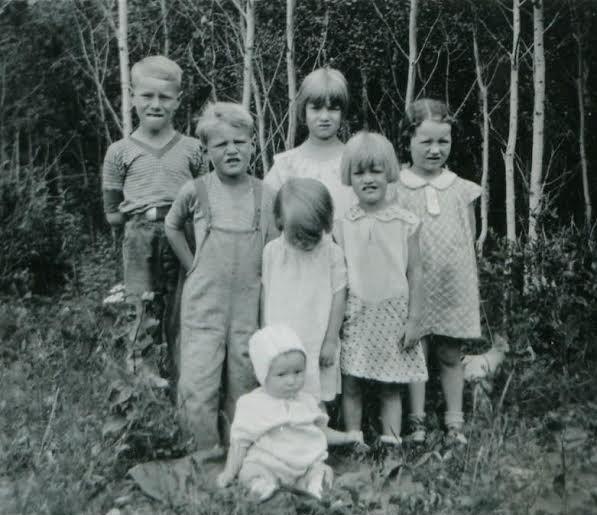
[305,101,342,141]
[265,351,306,399]
[409,119,452,176]
[131,75,181,134]
[206,124,253,181]
[351,163,388,208]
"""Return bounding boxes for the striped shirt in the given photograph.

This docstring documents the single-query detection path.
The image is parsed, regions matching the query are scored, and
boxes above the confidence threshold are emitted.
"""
[102,133,204,215]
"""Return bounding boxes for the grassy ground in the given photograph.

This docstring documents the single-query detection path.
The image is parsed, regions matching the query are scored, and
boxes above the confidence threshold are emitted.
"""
[1,240,596,515]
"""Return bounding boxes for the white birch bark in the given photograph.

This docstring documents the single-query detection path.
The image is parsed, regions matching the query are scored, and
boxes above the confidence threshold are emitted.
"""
[528,0,545,242]
[473,30,490,255]
[117,0,132,136]
[159,0,170,56]
[405,0,418,109]
[503,0,520,243]
[241,0,255,110]
[285,0,297,149]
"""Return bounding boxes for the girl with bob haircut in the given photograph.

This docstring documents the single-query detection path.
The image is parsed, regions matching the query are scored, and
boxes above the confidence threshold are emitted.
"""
[340,131,400,186]
[334,131,427,448]
[262,178,363,451]
[264,67,357,221]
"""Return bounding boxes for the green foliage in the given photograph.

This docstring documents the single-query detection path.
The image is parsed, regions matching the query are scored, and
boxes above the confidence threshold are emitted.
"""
[0,168,86,294]
[479,225,597,364]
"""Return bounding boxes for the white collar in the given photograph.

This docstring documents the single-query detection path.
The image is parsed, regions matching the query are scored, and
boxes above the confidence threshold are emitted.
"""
[400,168,457,190]
[345,203,419,224]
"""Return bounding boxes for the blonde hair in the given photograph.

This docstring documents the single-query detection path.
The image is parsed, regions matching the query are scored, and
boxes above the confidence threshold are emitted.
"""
[131,55,183,90]
[195,102,254,145]
[340,131,400,186]
[296,67,349,123]
[273,178,334,248]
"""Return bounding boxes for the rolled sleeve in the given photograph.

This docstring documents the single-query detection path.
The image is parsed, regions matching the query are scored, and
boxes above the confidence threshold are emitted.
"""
[102,143,124,191]
[165,180,195,230]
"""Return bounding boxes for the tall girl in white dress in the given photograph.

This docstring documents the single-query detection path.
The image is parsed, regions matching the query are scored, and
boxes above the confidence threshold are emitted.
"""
[264,67,357,221]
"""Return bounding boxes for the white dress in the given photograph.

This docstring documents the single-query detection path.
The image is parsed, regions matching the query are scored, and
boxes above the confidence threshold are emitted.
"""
[263,146,358,221]
[262,235,347,401]
[334,204,428,383]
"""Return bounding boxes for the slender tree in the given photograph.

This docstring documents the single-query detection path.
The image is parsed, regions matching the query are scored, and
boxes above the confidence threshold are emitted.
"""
[117,0,132,136]
[285,0,297,149]
[473,27,490,254]
[405,0,418,109]
[241,0,255,110]
[159,0,170,56]
[503,0,520,242]
[571,2,591,224]
[528,0,545,242]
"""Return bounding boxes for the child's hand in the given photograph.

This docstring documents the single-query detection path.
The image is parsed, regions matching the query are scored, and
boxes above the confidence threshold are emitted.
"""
[216,471,233,488]
[319,339,337,368]
[402,321,420,350]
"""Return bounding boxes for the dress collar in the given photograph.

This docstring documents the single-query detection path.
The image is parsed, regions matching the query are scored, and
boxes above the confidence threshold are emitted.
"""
[345,203,418,224]
[400,168,457,190]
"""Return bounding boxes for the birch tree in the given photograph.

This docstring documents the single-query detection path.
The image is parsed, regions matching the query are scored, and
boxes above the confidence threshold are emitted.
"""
[405,0,418,109]
[528,0,545,242]
[473,27,490,254]
[117,0,132,136]
[571,2,591,224]
[285,0,297,149]
[241,0,255,110]
[503,0,520,243]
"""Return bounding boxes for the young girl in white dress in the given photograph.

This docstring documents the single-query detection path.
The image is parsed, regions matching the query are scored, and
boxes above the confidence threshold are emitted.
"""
[261,178,348,406]
[264,67,357,221]
[396,99,482,445]
[334,132,428,447]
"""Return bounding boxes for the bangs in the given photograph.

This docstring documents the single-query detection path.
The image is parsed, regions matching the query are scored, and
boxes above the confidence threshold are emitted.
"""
[340,131,399,185]
[296,68,349,122]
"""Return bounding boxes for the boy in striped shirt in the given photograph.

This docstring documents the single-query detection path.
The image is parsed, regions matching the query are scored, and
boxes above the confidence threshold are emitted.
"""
[102,55,204,386]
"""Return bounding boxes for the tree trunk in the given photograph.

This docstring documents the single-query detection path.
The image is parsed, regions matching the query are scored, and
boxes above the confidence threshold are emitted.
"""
[528,0,545,242]
[285,0,297,149]
[571,5,591,225]
[473,29,490,255]
[241,0,255,110]
[252,70,270,176]
[361,67,369,130]
[405,0,418,109]
[159,0,170,56]
[503,0,519,243]
[117,0,132,136]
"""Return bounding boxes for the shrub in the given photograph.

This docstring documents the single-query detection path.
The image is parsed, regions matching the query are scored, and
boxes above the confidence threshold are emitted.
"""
[0,168,87,294]
[479,225,597,365]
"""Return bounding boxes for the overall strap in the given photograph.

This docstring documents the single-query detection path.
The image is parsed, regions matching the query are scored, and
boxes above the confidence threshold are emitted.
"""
[250,177,263,231]
[193,177,212,254]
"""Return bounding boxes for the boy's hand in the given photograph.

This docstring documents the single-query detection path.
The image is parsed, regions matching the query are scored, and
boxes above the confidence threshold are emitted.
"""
[319,339,336,368]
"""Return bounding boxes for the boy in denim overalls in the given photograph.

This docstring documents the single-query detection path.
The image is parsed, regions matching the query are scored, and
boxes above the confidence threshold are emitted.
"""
[165,102,278,450]
[102,56,203,384]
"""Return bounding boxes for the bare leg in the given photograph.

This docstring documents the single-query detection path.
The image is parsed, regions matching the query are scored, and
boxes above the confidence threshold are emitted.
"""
[379,382,402,439]
[437,337,464,415]
[341,374,363,432]
[408,336,429,417]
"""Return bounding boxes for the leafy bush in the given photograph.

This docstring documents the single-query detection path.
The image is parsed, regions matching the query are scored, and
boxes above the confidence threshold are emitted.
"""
[0,168,87,294]
[479,225,597,365]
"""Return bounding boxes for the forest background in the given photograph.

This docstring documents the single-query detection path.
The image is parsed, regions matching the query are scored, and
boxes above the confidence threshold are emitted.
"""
[0,0,596,514]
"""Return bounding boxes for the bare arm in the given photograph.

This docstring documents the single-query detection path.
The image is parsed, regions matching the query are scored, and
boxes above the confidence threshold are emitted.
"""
[320,287,346,367]
[468,203,477,243]
[216,440,249,487]
[404,227,423,349]
[165,224,194,272]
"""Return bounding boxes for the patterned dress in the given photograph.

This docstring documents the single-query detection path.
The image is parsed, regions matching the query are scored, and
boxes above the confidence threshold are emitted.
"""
[396,168,482,340]
[334,204,428,383]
